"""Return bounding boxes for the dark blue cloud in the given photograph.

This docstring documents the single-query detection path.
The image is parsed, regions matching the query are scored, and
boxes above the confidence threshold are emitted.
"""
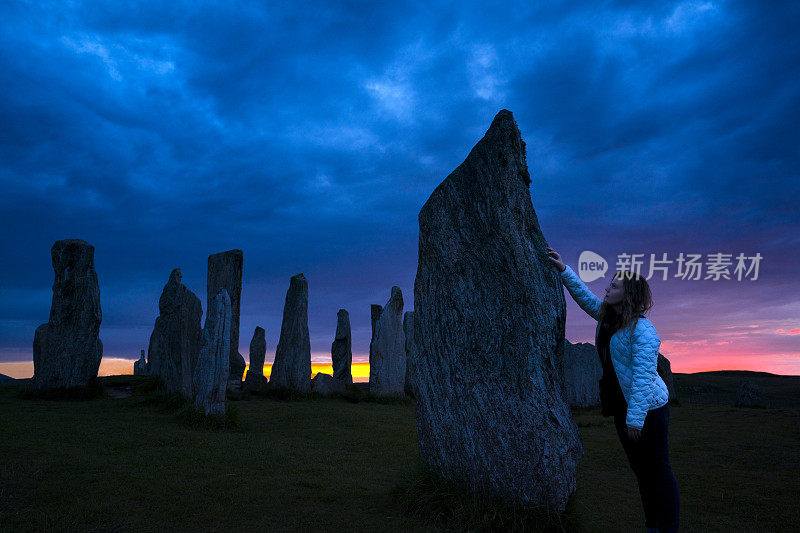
[1,1,798,373]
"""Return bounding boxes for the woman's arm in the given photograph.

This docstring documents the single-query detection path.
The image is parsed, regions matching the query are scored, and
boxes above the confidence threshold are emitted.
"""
[546,247,603,321]
[625,319,662,430]
[559,265,603,321]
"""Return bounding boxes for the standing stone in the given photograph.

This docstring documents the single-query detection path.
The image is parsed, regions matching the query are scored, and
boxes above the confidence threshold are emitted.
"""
[147,269,203,399]
[193,288,231,415]
[270,273,311,392]
[31,239,103,390]
[735,378,762,407]
[207,250,246,381]
[244,327,268,391]
[369,287,406,397]
[403,311,416,396]
[331,309,353,384]
[657,352,678,404]
[411,110,581,511]
[133,349,149,376]
[370,304,383,343]
[563,340,602,408]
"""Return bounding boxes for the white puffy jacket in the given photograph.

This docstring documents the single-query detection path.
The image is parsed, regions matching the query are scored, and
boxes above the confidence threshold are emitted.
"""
[560,265,669,429]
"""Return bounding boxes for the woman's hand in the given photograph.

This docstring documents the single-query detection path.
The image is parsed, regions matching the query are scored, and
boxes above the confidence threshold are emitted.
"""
[627,426,642,441]
[546,247,566,273]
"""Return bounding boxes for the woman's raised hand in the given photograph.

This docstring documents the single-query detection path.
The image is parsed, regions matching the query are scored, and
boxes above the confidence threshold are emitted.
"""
[546,247,566,273]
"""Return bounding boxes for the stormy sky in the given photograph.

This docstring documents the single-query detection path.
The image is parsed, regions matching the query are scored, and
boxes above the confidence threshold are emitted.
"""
[1,0,799,375]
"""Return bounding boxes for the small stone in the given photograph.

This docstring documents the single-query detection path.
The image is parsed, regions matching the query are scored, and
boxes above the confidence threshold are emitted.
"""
[244,327,268,391]
[311,373,348,395]
[134,349,149,376]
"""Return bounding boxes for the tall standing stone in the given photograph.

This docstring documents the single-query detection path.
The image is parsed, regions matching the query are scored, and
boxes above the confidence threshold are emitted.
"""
[403,311,416,396]
[207,250,246,381]
[369,287,406,397]
[370,304,383,343]
[411,110,581,511]
[193,288,231,416]
[244,327,268,390]
[331,309,353,384]
[147,269,203,399]
[270,273,311,392]
[31,239,103,390]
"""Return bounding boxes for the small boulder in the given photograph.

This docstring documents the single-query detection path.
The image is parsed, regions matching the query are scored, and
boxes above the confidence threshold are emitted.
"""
[311,373,348,395]
[133,349,149,376]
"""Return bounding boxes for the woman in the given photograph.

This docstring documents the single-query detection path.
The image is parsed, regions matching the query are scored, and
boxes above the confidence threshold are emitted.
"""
[547,247,680,533]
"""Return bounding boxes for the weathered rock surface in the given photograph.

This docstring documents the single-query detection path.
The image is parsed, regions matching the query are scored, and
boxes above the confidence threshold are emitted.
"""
[207,250,246,381]
[563,340,602,407]
[270,273,311,392]
[147,269,203,398]
[369,287,406,397]
[657,352,678,403]
[244,327,268,391]
[403,311,416,396]
[331,309,353,384]
[370,304,383,342]
[411,110,580,511]
[735,378,762,407]
[133,349,149,376]
[311,373,348,395]
[193,288,231,415]
[31,239,103,390]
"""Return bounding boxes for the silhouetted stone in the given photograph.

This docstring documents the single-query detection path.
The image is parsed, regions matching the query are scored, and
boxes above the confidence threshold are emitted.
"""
[370,304,383,343]
[735,378,762,407]
[270,273,311,392]
[369,287,406,397]
[147,269,203,398]
[244,326,268,391]
[411,110,580,511]
[193,288,231,415]
[563,340,602,407]
[311,373,348,395]
[207,250,246,381]
[134,349,149,376]
[403,311,416,396]
[331,309,353,384]
[31,239,103,390]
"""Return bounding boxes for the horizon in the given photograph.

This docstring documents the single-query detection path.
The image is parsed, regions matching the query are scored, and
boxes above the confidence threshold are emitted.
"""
[2,1,799,377]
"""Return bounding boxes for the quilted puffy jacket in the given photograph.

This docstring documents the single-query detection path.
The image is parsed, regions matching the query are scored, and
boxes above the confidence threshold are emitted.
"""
[559,265,669,429]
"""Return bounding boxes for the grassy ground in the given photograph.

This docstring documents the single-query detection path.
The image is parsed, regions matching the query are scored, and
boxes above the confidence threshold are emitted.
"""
[0,372,798,532]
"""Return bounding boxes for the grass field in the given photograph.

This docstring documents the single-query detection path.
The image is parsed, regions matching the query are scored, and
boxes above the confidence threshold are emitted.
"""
[1,371,798,532]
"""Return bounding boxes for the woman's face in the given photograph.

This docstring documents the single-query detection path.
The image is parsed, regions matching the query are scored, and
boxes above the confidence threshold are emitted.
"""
[604,275,625,305]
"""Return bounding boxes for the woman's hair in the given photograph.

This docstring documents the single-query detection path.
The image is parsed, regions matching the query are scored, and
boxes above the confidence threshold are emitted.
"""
[598,270,654,331]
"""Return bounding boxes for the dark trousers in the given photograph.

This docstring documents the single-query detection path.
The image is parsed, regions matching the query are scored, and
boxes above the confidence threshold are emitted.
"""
[613,404,680,532]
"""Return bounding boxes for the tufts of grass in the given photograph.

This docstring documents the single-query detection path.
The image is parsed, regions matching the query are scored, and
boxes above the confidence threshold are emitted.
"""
[393,467,582,532]
[18,377,104,401]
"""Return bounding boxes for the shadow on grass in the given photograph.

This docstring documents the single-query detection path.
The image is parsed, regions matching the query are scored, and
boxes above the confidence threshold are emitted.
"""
[17,377,104,401]
[393,467,583,533]
[247,382,415,405]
